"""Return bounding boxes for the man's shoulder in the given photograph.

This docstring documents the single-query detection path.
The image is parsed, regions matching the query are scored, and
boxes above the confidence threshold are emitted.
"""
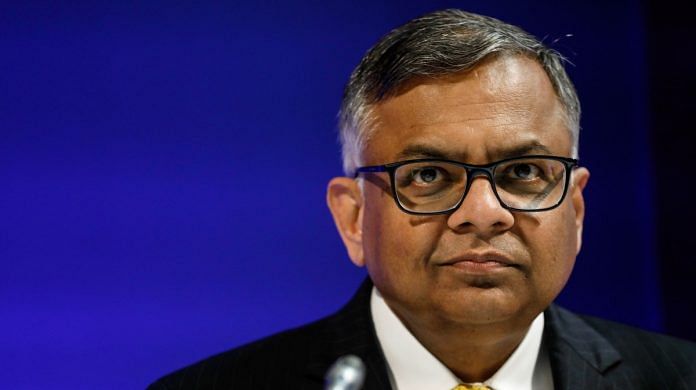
[579,308,696,362]
[147,316,335,390]
[546,304,696,387]
[146,279,387,390]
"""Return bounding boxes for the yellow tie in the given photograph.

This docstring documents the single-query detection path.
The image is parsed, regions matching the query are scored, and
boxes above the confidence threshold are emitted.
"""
[452,384,492,390]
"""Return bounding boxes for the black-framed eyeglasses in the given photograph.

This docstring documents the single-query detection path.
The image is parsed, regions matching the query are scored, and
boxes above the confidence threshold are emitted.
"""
[354,155,578,215]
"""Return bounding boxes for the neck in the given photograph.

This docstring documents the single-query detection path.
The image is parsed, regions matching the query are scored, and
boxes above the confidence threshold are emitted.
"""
[388,301,534,382]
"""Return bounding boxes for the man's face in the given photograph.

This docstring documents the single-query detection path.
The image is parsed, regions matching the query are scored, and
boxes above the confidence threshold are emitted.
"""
[336,55,589,330]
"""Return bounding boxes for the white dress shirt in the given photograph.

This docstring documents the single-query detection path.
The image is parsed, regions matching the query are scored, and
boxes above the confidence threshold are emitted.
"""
[371,287,553,390]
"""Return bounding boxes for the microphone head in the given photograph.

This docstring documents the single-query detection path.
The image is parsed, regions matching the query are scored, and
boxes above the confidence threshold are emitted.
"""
[324,354,366,390]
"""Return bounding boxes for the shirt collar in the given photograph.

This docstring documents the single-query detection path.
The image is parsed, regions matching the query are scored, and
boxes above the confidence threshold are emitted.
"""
[371,287,549,390]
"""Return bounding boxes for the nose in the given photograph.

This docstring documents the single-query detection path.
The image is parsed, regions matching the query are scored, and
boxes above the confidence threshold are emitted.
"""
[446,174,515,235]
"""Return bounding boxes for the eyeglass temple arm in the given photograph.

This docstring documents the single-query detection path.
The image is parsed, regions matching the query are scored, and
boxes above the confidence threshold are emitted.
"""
[353,165,387,178]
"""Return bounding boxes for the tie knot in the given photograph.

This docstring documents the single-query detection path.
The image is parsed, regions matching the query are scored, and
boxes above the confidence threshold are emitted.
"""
[452,384,492,390]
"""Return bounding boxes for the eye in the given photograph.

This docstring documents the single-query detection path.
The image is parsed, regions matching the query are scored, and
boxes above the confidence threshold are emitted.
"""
[507,163,541,180]
[411,166,445,185]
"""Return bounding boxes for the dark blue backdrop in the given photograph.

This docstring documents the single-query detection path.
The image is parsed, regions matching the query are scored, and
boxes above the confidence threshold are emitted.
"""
[2,1,668,389]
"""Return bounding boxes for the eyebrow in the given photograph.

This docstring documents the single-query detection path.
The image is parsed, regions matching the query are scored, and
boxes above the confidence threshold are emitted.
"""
[396,145,449,160]
[495,142,553,159]
[395,141,553,162]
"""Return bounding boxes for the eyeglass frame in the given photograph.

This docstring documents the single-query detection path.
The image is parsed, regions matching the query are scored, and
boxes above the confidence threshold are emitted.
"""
[353,155,579,215]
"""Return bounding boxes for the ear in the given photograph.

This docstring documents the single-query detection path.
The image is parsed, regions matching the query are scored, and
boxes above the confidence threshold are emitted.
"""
[327,177,365,267]
[570,167,590,254]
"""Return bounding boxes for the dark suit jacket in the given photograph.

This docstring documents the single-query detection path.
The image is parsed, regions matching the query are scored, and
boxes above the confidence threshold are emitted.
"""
[148,279,696,389]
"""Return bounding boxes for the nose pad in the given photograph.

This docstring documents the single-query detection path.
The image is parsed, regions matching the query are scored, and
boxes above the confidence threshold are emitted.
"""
[461,168,501,207]
[446,167,514,232]
[468,168,494,182]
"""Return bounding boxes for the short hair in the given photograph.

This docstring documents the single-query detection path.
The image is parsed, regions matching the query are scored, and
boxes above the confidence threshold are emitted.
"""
[338,9,580,175]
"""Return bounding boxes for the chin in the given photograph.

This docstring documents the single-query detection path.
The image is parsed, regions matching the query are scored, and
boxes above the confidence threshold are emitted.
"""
[436,287,534,326]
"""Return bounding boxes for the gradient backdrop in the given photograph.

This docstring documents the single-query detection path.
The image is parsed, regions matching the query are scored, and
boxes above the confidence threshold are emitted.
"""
[3,1,694,389]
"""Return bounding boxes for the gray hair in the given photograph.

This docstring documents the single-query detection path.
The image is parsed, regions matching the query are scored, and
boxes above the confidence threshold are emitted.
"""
[338,9,580,175]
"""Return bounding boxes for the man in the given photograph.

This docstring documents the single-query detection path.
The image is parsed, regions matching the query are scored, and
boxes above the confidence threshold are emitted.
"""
[149,9,696,389]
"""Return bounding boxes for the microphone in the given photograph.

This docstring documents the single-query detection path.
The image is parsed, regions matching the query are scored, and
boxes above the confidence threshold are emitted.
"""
[324,354,366,390]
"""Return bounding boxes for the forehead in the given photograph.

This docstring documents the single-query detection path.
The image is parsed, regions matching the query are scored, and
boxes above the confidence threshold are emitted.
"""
[366,55,571,163]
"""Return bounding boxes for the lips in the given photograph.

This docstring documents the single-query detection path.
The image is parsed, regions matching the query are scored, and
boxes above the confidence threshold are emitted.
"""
[439,251,518,273]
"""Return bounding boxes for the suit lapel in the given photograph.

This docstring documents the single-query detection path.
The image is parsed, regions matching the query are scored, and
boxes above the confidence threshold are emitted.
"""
[544,304,622,389]
[303,278,392,390]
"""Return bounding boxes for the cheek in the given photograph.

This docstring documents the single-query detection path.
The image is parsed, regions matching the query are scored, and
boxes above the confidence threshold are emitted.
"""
[528,204,578,293]
[361,191,399,279]
[519,205,577,305]
[361,190,441,289]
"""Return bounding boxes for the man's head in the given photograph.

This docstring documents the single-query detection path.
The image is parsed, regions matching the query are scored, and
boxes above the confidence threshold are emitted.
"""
[327,10,589,333]
[339,9,580,176]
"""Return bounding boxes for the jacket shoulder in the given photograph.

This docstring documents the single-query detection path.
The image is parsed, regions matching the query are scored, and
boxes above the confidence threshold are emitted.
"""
[146,316,335,390]
[581,312,696,369]
[146,280,380,390]
[548,305,696,388]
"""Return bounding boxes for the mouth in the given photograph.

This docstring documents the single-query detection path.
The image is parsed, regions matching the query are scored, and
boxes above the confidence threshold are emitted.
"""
[438,251,518,274]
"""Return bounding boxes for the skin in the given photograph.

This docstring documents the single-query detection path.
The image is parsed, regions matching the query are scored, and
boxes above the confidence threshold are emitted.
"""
[327,55,590,382]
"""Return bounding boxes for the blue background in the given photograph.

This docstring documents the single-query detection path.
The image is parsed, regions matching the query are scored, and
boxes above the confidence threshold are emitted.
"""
[2,1,692,389]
